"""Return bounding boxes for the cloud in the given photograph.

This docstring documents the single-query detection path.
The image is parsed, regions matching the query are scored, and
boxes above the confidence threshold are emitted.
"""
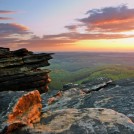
[43,32,134,40]
[16,32,134,50]
[0,23,30,35]
[0,10,15,21]
[1,5,134,51]
[0,23,32,48]
[1,28,133,50]
[0,37,18,46]
[0,17,12,20]
[1,31,133,51]
[18,34,77,48]
[0,10,16,14]
[65,25,79,32]
[78,5,134,32]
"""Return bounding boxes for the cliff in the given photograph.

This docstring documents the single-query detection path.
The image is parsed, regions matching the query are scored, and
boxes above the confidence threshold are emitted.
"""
[0,47,53,93]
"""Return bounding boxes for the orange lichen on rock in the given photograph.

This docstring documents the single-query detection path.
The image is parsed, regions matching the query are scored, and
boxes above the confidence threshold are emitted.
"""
[8,90,42,126]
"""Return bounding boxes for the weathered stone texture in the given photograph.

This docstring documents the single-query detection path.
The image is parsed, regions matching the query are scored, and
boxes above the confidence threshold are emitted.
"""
[0,47,53,93]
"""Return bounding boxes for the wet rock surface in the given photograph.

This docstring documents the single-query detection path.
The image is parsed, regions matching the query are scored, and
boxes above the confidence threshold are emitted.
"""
[0,47,53,93]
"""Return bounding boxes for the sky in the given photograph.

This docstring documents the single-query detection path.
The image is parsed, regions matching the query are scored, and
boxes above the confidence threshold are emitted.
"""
[0,0,134,52]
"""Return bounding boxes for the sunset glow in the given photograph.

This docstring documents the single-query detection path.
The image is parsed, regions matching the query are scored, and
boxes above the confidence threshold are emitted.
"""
[75,38,134,52]
[0,0,134,52]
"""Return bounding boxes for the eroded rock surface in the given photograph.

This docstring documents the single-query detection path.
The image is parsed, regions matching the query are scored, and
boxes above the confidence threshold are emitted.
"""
[0,47,53,93]
[16,108,134,134]
[0,90,42,134]
[41,78,134,122]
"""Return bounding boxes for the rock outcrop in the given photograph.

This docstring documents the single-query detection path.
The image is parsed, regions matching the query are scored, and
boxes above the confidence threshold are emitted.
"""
[41,77,134,122]
[0,90,42,134]
[15,108,134,134]
[0,47,53,93]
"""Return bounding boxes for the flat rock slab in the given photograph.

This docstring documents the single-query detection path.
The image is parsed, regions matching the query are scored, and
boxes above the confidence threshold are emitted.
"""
[42,78,134,122]
[80,78,134,121]
[16,108,134,134]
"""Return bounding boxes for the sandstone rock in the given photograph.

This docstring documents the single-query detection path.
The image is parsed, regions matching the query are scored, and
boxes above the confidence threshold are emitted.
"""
[0,47,53,93]
[15,108,134,134]
[80,78,134,121]
[0,90,42,134]
[41,78,134,122]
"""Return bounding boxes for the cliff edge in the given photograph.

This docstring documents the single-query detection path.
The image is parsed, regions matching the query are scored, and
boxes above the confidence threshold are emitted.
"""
[0,47,53,93]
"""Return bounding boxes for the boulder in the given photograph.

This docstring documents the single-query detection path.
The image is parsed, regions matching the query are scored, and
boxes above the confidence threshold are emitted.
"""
[0,90,42,134]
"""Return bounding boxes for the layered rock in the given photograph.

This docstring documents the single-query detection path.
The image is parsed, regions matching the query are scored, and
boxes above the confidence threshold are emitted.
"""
[0,47,53,93]
[0,90,42,134]
[15,108,134,134]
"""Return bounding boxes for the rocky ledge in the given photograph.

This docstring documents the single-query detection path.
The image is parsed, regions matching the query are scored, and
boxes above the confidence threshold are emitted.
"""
[0,47,53,93]
[11,77,133,134]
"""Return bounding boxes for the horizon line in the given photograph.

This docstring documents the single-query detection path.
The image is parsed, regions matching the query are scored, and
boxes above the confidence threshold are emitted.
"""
[35,51,134,53]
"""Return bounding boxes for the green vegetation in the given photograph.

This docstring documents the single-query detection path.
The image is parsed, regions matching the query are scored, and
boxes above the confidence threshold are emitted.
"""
[47,52,134,90]
[49,65,134,90]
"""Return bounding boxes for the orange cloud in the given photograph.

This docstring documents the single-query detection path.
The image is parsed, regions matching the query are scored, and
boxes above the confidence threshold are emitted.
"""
[89,19,134,32]
[1,30,133,50]
[15,32,133,51]
[79,5,134,32]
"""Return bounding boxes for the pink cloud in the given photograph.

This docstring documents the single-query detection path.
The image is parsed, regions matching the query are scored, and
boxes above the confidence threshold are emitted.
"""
[0,10,16,14]
[0,17,13,20]
[79,5,134,32]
